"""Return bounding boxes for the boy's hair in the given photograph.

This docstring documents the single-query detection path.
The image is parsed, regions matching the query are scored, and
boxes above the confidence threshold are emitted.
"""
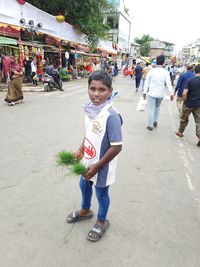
[156,55,165,66]
[195,64,200,74]
[88,70,112,88]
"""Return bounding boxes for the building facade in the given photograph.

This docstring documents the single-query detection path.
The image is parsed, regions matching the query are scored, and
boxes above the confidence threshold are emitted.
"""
[104,0,132,68]
[149,40,175,60]
[180,39,200,64]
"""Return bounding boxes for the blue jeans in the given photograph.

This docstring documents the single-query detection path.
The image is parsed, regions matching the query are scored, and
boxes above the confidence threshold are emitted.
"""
[141,78,146,91]
[148,95,163,127]
[79,176,110,223]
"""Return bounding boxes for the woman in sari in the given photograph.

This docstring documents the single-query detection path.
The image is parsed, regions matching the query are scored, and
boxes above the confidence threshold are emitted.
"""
[5,57,23,106]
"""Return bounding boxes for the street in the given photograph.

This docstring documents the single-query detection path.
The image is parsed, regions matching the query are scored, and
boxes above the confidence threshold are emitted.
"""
[0,75,200,267]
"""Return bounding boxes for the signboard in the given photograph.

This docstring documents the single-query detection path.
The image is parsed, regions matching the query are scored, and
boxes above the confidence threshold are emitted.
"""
[45,36,60,47]
[0,24,20,38]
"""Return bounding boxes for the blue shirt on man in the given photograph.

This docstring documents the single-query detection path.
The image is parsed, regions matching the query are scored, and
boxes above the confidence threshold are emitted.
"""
[175,70,195,97]
[185,76,200,108]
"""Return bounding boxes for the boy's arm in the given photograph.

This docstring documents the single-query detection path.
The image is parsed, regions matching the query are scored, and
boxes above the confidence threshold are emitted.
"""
[74,139,85,160]
[83,145,122,180]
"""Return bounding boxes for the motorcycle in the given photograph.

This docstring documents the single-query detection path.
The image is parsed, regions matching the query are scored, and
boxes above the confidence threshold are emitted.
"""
[43,70,63,92]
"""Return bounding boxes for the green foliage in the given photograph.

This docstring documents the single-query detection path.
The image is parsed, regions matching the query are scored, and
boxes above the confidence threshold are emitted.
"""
[56,150,87,176]
[135,34,154,57]
[71,163,87,176]
[56,151,76,167]
[27,0,117,48]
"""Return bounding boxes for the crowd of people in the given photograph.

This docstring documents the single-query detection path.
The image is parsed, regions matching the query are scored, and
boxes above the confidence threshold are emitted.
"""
[123,55,200,147]
[0,53,120,106]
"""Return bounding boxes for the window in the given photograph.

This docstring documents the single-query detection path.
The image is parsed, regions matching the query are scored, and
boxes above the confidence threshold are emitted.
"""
[107,16,118,29]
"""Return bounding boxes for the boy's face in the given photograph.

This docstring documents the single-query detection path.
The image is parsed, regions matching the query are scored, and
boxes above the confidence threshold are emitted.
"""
[88,80,112,105]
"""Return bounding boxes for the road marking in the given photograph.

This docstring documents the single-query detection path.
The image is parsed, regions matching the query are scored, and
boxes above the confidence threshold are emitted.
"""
[186,172,194,191]
[168,105,196,196]
[187,150,194,161]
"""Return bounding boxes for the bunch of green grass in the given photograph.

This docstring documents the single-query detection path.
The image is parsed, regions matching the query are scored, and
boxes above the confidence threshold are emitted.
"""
[56,150,87,176]
[71,162,87,176]
[56,151,77,167]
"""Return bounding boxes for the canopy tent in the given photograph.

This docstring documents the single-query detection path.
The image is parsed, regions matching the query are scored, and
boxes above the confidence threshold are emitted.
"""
[0,0,117,55]
[0,0,87,45]
[98,40,117,55]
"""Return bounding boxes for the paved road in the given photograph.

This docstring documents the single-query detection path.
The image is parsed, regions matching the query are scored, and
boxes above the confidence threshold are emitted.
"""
[0,75,200,267]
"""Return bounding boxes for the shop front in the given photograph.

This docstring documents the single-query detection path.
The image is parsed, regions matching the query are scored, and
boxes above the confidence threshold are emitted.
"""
[0,23,20,59]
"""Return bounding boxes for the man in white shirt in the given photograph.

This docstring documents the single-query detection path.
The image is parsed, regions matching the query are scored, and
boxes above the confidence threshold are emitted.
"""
[143,55,174,130]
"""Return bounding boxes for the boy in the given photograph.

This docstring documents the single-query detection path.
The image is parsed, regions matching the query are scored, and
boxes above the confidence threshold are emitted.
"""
[66,70,123,242]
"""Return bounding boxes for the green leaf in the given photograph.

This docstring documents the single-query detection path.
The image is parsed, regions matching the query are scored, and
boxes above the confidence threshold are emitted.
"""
[56,151,76,167]
[71,163,87,176]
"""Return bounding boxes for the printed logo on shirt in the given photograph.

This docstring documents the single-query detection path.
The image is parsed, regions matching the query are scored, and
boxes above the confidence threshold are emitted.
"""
[92,121,102,135]
[84,138,96,159]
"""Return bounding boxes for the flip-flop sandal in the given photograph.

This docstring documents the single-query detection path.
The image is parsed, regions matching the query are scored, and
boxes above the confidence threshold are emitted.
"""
[175,131,184,137]
[87,220,110,242]
[66,210,94,223]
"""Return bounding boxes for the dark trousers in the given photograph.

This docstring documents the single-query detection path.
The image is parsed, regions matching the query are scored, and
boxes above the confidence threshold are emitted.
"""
[31,72,37,86]
[179,104,200,138]
[135,78,141,89]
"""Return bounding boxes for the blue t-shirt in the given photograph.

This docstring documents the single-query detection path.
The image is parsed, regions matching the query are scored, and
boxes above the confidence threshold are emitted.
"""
[185,76,200,108]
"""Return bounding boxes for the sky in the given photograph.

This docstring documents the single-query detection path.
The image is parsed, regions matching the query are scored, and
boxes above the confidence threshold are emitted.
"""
[124,0,200,52]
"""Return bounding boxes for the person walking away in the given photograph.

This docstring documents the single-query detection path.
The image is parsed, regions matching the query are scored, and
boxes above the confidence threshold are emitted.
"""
[143,55,174,130]
[30,58,38,86]
[93,60,100,72]
[170,64,177,86]
[5,57,23,106]
[134,62,143,92]
[114,62,119,77]
[141,62,151,91]
[175,64,200,146]
[174,64,195,117]
[130,65,134,78]
[66,70,123,242]
[24,59,32,83]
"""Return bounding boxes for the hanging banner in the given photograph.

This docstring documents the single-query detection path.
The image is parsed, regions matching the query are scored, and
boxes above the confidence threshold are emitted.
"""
[0,23,20,38]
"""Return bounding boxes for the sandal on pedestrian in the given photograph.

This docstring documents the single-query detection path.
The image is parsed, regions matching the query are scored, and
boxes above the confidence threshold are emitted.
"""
[66,210,94,223]
[196,140,200,147]
[175,131,184,137]
[87,220,110,242]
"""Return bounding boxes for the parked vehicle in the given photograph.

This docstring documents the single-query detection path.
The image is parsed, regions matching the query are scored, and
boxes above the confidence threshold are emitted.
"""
[43,70,63,91]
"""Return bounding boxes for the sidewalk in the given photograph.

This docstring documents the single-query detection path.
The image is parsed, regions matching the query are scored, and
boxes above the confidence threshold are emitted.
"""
[0,82,44,92]
[0,79,82,93]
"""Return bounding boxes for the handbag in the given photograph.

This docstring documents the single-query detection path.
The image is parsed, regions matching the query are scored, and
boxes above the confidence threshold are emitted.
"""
[136,97,147,111]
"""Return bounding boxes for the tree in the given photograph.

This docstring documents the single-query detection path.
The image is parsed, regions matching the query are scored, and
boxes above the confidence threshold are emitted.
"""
[27,0,117,48]
[134,34,154,56]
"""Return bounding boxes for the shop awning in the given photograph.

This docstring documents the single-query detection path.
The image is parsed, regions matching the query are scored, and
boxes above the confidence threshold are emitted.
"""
[0,36,18,45]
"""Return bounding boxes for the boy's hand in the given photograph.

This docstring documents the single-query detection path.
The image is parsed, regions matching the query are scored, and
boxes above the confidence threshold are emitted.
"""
[74,150,84,161]
[83,163,100,180]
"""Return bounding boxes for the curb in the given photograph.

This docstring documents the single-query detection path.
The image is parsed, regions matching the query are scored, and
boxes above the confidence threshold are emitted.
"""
[0,88,44,93]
